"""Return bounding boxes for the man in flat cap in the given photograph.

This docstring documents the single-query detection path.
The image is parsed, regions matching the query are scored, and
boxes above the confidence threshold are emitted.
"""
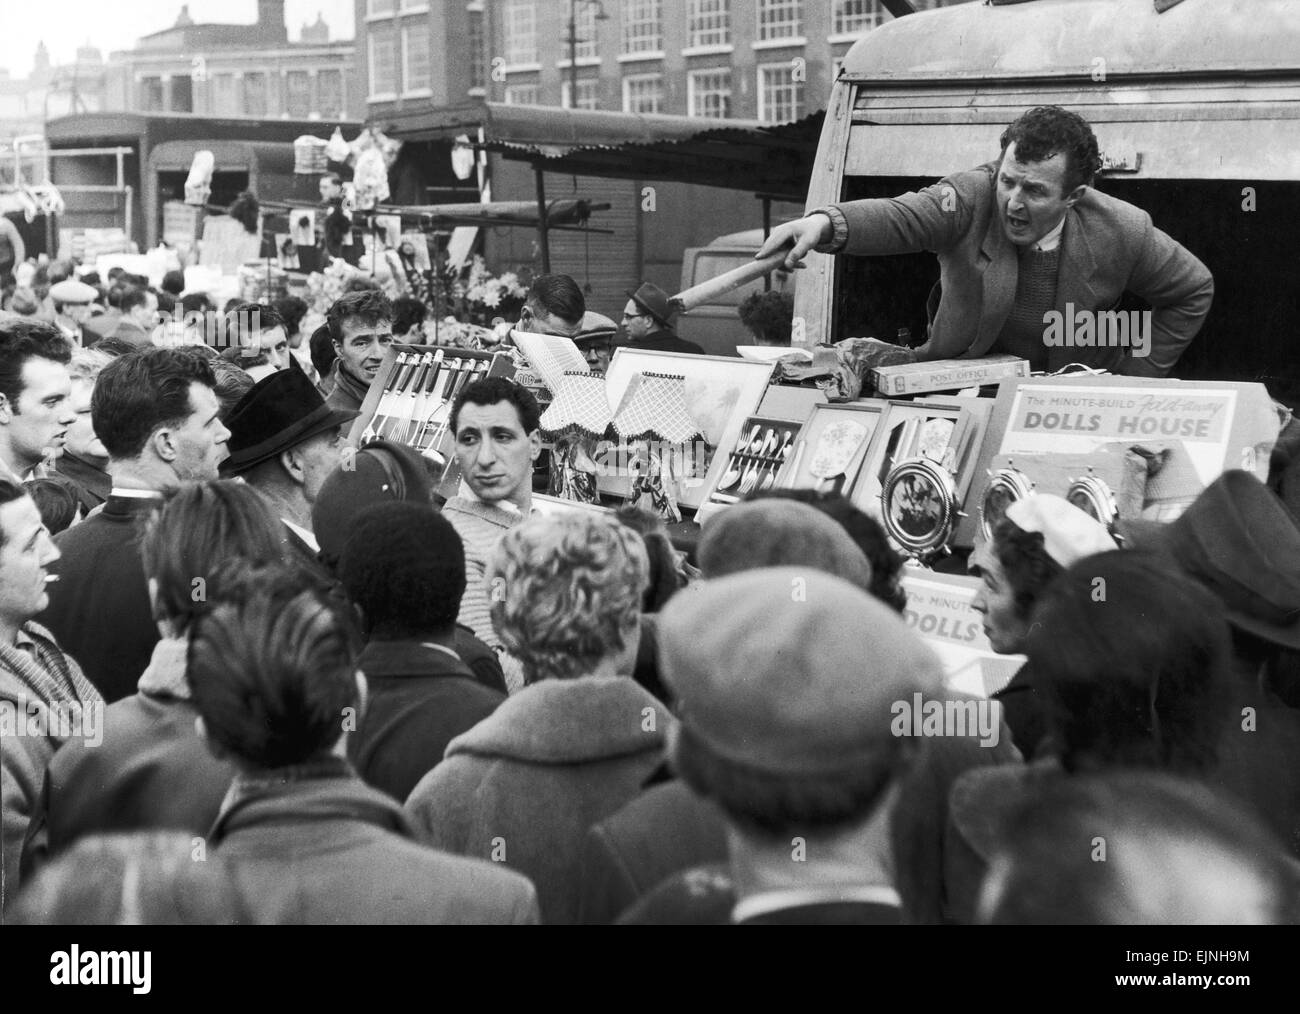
[220,367,357,567]
[49,279,99,346]
[616,282,704,357]
[621,566,943,925]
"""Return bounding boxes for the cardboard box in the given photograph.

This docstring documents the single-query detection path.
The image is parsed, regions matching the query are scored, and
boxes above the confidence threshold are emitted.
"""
[968,375,1283,535]
[872,355,1030,396]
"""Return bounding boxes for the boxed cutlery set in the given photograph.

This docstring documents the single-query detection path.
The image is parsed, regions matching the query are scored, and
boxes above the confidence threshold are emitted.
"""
[700,417,802,510]
[347,345,517,496]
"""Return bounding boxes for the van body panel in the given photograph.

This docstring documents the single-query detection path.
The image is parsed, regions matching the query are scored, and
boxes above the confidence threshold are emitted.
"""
[840,0,1300,83]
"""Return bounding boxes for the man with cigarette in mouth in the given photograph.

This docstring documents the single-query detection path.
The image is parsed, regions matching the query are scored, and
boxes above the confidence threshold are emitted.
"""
[760,106,1212,377]
[0,477,101,904]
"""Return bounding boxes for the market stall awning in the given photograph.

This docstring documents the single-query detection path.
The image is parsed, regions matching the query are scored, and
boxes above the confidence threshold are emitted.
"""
[379,102,822,200]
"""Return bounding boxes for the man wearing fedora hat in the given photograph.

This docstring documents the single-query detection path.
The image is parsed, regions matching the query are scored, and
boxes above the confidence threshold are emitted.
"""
[220,368,358,564]
[617,283,705,357]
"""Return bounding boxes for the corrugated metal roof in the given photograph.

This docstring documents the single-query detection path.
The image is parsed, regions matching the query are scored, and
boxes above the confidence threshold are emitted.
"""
[380,102,822,198]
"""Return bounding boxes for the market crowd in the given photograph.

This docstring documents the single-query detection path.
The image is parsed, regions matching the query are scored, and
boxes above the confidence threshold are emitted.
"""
[0,262,1297,926]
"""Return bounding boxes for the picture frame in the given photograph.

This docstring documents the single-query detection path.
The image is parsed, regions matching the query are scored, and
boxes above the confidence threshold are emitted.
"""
[850,400,967,523]
[599,348,776,511]
[881,457,960,560]
[777,401,886,496]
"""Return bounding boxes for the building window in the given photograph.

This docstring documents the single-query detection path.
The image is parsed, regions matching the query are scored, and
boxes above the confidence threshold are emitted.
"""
[367,0,396,16]
[561,78,601,110]
[468,7,487,91]
[369,29,399,96]
[399,0,427,9]
[504,0,538,65]
[503,83,540,106]
[688,68,730,118]
[211,74,238,116]
[402,26,432,92]
[242,72,268,116]
[757,0,802,41]
[832,0,884,35]
[317,70,344,117]
[621,0,663,55]
[140,76,164,112]
[688,0,729,48]
[758,62,802,122]
[171,75,194,113]
[622,73,663,113]
[571,3,601,61]
[285,71,312,118]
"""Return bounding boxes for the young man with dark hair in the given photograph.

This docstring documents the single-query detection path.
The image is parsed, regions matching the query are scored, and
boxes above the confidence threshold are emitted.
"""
[518,274,585,337]
[0,478,101,905]
[40,349,231,702]
[762,105,1213,376]
[221,302,289,379]
[0,319,75,484]
[442,378,542,661]
[115,288,160,346]
[191,560,539,924]
[340,502,504,802]
[324,290,394,413]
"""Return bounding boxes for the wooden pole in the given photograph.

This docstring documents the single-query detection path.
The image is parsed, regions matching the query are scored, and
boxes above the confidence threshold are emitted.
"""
[534,164,550,274]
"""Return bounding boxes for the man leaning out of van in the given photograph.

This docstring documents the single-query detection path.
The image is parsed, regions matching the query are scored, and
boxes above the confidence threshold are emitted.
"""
[759,106,1212,378]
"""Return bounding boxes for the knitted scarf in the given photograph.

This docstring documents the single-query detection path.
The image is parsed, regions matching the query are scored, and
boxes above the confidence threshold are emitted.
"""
[330,358,372,409]
[0,621,101,709]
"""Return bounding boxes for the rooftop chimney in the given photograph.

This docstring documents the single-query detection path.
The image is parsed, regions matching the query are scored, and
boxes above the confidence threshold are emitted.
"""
[258,0,288,44]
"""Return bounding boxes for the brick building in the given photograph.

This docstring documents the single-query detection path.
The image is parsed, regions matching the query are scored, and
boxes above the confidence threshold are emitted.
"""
[104,1,359,121]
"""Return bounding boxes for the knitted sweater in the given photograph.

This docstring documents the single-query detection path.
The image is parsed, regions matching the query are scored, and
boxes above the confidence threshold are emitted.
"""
[994,245,1060,371]
[442,497,530,691]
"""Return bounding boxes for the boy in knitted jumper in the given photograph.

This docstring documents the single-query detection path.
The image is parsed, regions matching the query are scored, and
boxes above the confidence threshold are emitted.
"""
[443,378,542,693]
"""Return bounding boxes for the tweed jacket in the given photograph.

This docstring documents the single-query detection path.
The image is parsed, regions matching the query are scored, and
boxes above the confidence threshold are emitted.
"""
[20,637,238,883]
[817,162,1213,377]
[0,622,101,908]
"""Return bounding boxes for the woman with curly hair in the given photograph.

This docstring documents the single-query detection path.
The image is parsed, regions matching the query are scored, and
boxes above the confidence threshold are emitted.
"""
[404,512,672,925]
